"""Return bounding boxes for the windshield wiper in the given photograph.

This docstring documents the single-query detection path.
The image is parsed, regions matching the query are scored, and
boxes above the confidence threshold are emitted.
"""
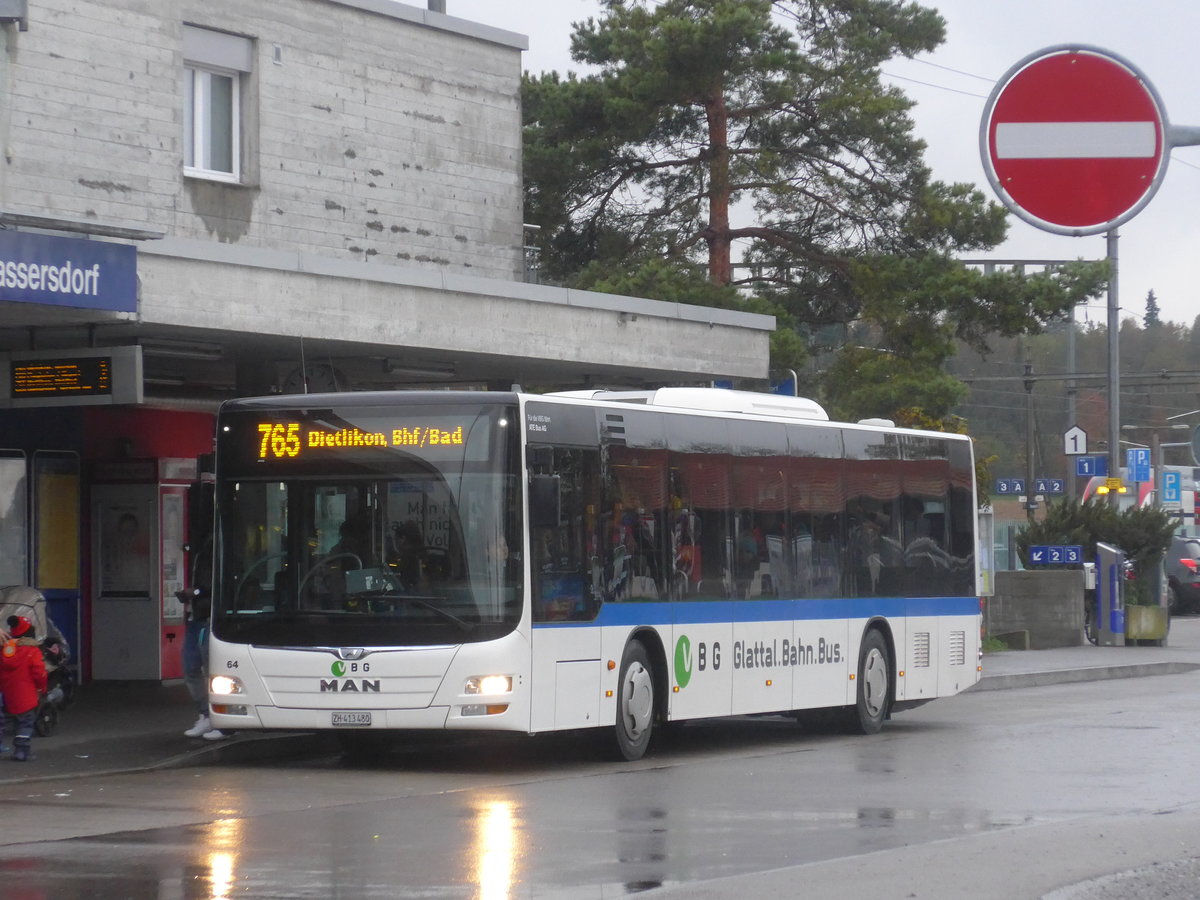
[354,591,477,633]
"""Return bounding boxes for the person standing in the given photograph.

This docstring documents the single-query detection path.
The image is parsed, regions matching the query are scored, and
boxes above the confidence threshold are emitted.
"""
[1,616,47,762]
[179,586,227,742]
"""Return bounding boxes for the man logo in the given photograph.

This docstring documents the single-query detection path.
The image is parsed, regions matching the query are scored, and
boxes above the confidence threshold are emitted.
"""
[674,635,693,689]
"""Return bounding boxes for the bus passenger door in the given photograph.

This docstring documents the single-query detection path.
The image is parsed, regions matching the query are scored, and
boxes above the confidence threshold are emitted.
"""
[526,438,605,733]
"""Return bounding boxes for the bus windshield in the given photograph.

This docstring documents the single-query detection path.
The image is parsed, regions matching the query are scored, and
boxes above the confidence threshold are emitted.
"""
[212,400,521,647]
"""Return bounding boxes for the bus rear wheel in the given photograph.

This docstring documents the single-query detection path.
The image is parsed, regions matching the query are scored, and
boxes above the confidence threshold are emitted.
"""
[614,641,655,761]
[847,628,890,735]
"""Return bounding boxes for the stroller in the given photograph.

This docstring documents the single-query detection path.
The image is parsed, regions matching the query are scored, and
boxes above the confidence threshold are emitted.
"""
[1,585,76,737]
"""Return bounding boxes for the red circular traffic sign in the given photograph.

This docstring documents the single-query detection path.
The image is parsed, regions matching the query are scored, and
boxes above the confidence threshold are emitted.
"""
[980,46,1169,235]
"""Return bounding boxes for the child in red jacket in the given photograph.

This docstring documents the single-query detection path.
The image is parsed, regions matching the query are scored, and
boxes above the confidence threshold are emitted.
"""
[1,616,47,762]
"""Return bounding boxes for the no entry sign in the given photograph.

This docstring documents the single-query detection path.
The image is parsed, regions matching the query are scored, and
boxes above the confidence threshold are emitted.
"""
[980,46,1169,235]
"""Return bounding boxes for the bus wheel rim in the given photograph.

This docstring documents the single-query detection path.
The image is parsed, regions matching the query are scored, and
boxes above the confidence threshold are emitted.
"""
[622,662,654,737]
[861,648,888,718]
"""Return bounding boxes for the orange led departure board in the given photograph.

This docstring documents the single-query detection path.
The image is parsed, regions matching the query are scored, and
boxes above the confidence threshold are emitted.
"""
[1,346,142,407]
[11,356,112,397]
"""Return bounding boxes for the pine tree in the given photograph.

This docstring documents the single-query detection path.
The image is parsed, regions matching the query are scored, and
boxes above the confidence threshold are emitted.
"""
[1144,289,1162,327]
[523,0,1107,418]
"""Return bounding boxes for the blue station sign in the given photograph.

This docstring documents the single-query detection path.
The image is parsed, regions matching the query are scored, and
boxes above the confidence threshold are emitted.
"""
[0,230,137,312]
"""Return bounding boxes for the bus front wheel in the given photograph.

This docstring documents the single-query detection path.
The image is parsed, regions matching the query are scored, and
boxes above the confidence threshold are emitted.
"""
[847,628,890,735]
[614,641,655,761]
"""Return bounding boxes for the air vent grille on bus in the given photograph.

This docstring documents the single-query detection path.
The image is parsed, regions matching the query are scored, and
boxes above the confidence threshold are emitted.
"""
[603,414,627,445]
[949,630,966,666]
[912,631,931,668]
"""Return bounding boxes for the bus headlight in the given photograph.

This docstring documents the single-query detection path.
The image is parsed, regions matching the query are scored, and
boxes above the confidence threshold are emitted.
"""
[464,675,512,695]
[210,674,245,696]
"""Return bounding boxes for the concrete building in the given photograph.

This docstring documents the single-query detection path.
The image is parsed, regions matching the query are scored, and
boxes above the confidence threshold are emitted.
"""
[0,0,772,681]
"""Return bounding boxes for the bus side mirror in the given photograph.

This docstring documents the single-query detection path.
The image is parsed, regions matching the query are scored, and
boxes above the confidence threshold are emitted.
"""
[529,474,560,528]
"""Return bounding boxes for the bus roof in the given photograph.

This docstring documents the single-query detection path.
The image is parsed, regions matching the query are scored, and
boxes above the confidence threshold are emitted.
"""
[548,387,829,421]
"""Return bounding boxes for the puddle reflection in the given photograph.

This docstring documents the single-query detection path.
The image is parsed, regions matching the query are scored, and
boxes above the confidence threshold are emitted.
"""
[470,797,523,900]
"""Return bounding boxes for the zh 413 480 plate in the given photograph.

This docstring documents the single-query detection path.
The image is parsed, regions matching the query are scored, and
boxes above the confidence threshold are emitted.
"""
[331,711,372,727]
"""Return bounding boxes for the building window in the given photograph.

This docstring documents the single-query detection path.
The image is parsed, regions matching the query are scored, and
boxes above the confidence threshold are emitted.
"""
[185,66,239,179]
[183,25,254,184]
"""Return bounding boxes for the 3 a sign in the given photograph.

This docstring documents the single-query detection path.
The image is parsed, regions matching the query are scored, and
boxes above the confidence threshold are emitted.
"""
[995,478,1026,495]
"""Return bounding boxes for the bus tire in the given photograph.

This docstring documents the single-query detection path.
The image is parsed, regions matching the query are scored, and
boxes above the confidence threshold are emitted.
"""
[847,628,890,735]
[614,641,655,761]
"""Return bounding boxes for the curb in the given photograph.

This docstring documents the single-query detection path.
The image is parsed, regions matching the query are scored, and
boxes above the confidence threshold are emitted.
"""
[973,661,1200,692]
[151,731,338,770]
[0,732,337,786]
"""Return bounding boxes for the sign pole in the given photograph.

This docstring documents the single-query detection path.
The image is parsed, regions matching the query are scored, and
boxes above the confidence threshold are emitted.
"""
[1106,228,1120,503]
[1024,358,1036,521]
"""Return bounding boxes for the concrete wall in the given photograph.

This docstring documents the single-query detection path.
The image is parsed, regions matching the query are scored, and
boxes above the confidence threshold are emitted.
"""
[2,0,526,280]
[0,0,776,388]
[988,570,1085,650]
[136,241,774,383]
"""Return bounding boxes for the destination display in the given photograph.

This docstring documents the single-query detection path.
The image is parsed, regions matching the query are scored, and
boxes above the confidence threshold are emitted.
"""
[255,420,467,460]
[213,406,518,474]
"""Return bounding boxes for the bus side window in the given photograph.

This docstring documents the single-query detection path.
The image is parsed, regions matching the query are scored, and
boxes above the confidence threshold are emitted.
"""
[532,446,601,622]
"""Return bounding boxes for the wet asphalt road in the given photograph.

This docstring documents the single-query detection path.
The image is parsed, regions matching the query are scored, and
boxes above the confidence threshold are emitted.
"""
[1,671,1199,899]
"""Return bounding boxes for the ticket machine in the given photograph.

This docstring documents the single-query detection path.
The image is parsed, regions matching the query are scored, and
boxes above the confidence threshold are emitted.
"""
[1095,541,1126,647]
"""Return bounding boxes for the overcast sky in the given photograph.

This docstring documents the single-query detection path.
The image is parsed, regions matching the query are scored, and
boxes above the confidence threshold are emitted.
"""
[452,0,1200,328]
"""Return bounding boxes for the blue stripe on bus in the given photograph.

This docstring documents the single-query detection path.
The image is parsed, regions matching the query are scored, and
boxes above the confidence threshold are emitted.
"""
[532,595,979,629]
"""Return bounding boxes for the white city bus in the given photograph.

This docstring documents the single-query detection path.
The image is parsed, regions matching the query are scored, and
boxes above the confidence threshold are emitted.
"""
[207,387,981,760]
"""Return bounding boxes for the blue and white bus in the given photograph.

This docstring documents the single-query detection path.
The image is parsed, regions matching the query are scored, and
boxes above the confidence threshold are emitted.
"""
[207,387,981,760]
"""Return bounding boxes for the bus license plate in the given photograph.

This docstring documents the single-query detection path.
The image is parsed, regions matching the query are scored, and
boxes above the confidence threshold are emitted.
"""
[331,711,372,727]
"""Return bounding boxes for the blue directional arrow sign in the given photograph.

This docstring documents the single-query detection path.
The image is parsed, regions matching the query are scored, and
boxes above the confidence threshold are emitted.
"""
[1029,544,1083,565]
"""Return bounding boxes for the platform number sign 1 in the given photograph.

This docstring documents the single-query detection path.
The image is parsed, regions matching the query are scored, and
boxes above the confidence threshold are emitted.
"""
[1063,426,1087,456]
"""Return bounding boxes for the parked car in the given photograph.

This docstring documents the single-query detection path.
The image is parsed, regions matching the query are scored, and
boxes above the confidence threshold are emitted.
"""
[1166,535,1200,614]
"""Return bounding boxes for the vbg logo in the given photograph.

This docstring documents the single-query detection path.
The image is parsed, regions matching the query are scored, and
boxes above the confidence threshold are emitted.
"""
[674,635,720,689]
[321,658,379,692]
[674,635,693,688]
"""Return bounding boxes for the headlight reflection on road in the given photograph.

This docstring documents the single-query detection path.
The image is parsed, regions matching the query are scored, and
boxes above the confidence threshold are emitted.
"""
[204,817,243,900]
[472,798,522,900]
